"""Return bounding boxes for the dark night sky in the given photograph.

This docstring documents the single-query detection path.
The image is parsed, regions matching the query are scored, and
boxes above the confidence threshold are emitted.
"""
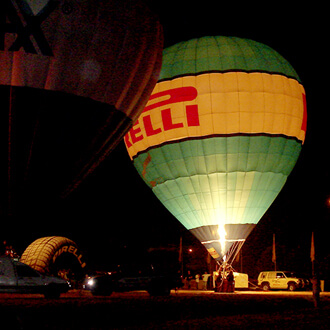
[5,1,329,273]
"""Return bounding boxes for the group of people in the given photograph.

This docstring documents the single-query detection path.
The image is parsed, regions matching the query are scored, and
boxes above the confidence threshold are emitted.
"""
[1,240,19,259]
[184,265,235,292]
[184,271,211,290]
[214,265,235,292]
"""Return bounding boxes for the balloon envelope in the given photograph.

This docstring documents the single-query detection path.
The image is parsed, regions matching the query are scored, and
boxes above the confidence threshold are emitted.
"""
[21,236,85,275]
[0,0,163,214]
[125,36,306,262]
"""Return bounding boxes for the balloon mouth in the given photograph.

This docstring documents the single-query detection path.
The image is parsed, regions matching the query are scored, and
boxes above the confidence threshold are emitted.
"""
[190,224,256,263]
[201,238,246,262]
[217,224,227,257]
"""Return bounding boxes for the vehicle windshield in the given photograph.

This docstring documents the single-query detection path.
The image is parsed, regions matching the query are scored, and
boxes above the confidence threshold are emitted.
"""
[15,262,40,277]
[283,271,297,278]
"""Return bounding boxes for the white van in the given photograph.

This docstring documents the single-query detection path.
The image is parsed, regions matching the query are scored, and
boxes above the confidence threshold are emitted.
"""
[258,271,310,291]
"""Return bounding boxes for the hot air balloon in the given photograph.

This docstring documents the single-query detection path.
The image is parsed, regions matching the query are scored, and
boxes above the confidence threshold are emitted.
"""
[0,0,163,215]
[21,236,85,275]
[125,36,307,264]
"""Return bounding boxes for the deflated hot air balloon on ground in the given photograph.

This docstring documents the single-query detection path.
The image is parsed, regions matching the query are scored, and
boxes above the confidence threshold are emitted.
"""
[0,0,162,215]
[125,36,307,264]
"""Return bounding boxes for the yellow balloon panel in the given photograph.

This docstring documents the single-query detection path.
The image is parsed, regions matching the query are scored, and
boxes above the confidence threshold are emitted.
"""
[125,72,306,159]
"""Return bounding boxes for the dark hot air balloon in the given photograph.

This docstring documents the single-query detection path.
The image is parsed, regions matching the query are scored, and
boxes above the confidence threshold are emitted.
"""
[0,0,163,215]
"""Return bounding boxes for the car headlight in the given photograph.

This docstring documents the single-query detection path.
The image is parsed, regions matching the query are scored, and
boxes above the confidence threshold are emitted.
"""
[87,278,94,287]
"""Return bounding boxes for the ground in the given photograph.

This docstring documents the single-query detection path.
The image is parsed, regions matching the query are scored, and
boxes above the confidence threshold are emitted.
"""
[0,290,329,329]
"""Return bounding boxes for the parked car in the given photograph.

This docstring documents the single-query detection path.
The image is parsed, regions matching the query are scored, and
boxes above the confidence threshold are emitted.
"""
[258,271,311,291]
[84,264,182,296]
[0,256,69,298]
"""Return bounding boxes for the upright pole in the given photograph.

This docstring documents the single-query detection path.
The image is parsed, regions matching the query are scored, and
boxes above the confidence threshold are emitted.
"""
[310,232,315,276]
[179,236,183,277]
[240,249,243,273]
[272,233,276,271]
[310,232,320,307]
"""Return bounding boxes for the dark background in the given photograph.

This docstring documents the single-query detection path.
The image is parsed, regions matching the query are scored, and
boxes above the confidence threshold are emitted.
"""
[3,1,329,279]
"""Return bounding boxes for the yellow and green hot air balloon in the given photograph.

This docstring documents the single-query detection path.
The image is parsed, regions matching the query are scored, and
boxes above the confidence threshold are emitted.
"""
[125,36,307,263]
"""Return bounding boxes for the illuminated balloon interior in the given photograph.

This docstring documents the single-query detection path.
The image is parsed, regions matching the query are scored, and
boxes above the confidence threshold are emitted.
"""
[125,36,306,263]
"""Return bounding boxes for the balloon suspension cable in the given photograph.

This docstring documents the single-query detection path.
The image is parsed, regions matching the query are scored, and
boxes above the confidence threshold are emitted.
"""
[221,239,245,266]
[214,240,246,291]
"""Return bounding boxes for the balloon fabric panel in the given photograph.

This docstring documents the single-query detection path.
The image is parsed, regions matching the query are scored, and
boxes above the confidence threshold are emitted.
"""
[134,136,299,227]
[160,36,300,82]
[126,72,306,159]
[0,0,163,119]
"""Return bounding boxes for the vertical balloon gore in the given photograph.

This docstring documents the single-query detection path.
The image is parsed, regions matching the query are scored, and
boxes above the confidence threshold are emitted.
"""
[0,0,163,214]
[125,36,306,262]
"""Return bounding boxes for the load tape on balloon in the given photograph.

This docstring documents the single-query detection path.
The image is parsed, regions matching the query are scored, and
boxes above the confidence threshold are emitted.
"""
[125,36,306,262]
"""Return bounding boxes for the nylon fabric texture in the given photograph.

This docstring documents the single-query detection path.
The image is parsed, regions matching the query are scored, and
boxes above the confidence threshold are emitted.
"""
[125,36,306,261]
